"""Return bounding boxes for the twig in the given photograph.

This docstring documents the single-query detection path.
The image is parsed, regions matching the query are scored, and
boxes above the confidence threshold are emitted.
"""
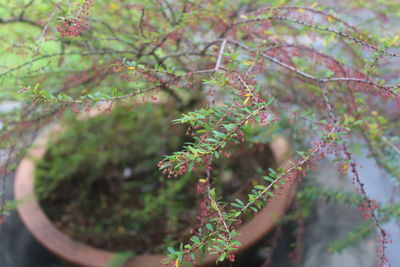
[34,3,60,56]
[226,39,399,96]
[139,8,146,37]
[214,39,227,72]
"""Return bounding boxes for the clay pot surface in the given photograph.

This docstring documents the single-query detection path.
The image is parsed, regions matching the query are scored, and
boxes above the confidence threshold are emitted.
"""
[15,124,295,267]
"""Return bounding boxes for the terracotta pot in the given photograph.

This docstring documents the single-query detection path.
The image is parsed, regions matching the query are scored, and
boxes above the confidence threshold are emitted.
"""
[15,123,295,267]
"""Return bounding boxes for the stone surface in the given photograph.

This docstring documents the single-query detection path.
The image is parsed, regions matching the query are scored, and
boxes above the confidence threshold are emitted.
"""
[301,160,376,267]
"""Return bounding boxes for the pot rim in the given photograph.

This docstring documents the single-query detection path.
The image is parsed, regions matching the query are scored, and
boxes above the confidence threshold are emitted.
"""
[15,122,295,267]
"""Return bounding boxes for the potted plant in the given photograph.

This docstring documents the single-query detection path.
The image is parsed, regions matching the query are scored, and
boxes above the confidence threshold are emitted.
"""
[1,0,400,266]
[15,102,294,267]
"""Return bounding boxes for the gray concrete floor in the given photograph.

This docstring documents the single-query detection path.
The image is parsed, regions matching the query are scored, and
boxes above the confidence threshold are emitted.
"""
[0,160,376,267]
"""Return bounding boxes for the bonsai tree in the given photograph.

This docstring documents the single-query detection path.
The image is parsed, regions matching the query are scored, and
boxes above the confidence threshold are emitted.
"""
[1,0,399,266]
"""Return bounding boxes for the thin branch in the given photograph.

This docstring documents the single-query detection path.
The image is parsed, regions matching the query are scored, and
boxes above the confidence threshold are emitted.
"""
[34,3,60,56]
[381,136,400,156]
[226,39,399,96]
[214,39,227,71]
[234,16,400,58]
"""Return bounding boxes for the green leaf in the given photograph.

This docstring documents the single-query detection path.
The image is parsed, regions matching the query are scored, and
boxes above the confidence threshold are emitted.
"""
[230,230,238,238]
[266,97,275,106]
[223,123,236,130]
[211,201,218,211]
[263,176,274,182]
[210,188,216,199]
[167,247,176,254]
[187,145,197,154]
[191,236,200,243]
[231,211,241,217]
[250,206,258,212]
[190,253,195,261]
[212,130,225,138]
[106,251,134,267]
[235,199,244,206]
[231,240,241,246]
[231,202,243,208]
[217,252,226,263]
[188,160,194,173]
